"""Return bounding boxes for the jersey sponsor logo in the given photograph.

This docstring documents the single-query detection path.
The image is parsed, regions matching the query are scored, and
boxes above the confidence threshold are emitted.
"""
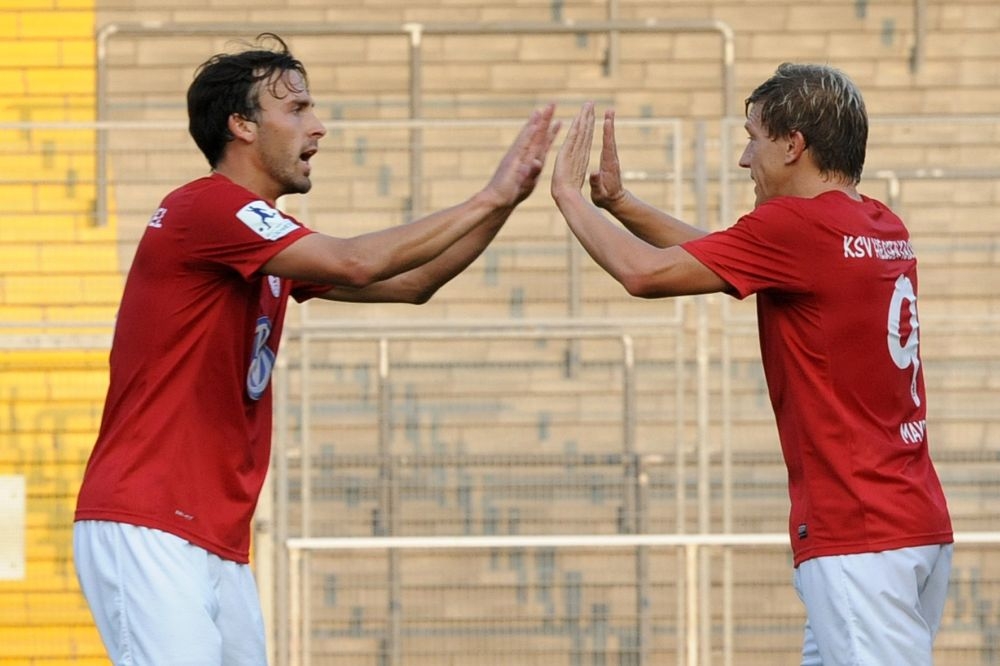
[236,201,300,241]
[268,275,281,298]
[148,207,167,228]
[843,235,914,261]
[247,315,276,401]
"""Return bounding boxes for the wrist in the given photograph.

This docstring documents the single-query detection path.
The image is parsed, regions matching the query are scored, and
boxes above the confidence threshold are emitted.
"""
[600,188,631,215]
[473,186,517,214]
[551,182,585,206]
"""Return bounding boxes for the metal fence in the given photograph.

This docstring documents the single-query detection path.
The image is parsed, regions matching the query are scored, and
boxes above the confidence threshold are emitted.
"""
[264,310,1000,666]
[1,115,999,664]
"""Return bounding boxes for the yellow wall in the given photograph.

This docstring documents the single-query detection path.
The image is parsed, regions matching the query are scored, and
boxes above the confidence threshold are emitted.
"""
[0,2,115,663]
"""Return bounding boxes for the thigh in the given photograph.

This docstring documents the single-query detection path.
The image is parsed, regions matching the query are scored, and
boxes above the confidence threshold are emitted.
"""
[793,545,950,666]
[215,558,267,666]
[918,543,953,639]
[74,521,231,665]
[798,617,823,666]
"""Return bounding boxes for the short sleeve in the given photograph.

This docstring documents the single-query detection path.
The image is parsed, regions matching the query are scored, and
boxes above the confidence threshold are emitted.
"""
[176,181,315,281]
[682,198,814,299]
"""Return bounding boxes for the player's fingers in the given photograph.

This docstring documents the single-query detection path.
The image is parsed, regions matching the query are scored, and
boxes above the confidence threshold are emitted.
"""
[529,104,559,160]
[600,109,619,167]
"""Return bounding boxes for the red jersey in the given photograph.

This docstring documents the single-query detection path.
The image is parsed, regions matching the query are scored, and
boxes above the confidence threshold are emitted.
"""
[683,191,952,566]
[76,173,324,563]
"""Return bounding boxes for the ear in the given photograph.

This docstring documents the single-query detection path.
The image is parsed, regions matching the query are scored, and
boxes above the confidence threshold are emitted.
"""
[228,113,257,143]
[784,130,807,165]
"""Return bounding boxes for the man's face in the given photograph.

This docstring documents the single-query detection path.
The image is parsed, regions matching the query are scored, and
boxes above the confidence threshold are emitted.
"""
[252,70,326,197]
[738,103,789,207]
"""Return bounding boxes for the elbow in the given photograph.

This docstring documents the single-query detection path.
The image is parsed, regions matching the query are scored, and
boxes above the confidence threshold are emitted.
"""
[619,272,661,299]
[335,255,385,289]
[394,274,442,305]
[405,286,437,305]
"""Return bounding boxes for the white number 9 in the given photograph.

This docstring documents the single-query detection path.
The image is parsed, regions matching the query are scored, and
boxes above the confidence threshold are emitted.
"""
[887,274,921,407]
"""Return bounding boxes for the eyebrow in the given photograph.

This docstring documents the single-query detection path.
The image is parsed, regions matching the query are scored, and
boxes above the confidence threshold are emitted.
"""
[283,93,314,110]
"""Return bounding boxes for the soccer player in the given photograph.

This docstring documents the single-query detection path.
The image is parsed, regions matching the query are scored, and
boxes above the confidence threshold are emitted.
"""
[73,33,557,664]
[550,63,953,666]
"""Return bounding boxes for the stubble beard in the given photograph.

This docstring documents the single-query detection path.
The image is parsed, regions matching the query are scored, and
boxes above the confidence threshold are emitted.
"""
[262,148,312,197]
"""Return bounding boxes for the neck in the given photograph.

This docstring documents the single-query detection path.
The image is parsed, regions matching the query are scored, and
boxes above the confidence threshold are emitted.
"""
[212,160,278,204]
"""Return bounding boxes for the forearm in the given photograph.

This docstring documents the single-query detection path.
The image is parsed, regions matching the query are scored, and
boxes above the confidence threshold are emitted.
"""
[604,190,707,248]
[365,189,508,280]
[554,186,726,298]
[319,204,511,303]
[265,189,504,288]
[554,186,647,286]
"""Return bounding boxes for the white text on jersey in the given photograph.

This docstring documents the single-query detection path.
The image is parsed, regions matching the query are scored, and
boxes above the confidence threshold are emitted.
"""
[843,235,914,261]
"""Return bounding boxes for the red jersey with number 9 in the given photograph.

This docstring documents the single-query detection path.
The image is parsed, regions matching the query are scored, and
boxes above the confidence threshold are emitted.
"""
[76,173,323,563]
[683,190,953,566]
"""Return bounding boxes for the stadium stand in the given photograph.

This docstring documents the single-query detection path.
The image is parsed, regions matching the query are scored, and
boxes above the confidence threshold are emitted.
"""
[1,0,999,664]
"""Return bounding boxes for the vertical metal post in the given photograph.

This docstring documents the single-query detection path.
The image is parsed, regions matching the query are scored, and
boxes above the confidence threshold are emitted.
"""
[718,119,736,666]
[636,461,650,666]
[909,0,926,73]
[720,312,734,665]
[622,334,636,536]
[405,24,424,221]
[685,543,699,666]
[272,355,290,666]
[289,548,301,666]
[693,121,713,664]
[622,335,648,664]
[604,0,620,76]
[674,302,687,666]
[94,24,118,227]
[670,126,688,666]
[300,333,313,666]
[377,338,401,666]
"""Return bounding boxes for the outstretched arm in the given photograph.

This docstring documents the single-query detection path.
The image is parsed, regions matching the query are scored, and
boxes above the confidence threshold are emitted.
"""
[551,103,727,298]
[589,108,706,248]
[263,104,560,303]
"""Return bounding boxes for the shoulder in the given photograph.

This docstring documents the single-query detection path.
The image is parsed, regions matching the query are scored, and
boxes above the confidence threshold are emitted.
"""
[162,173,257,210]
[728,197,810,245]
[736,191,868,240]
[165,175,307,237]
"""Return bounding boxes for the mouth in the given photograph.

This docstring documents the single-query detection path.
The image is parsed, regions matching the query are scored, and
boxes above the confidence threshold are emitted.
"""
[299,147,318,167]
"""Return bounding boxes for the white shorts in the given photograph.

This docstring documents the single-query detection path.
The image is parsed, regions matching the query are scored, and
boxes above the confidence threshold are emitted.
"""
[794,543,953,666]
[73,520,267,666]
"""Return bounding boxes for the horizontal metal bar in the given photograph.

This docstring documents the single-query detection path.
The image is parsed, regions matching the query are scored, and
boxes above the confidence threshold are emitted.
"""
[287,532,997,551]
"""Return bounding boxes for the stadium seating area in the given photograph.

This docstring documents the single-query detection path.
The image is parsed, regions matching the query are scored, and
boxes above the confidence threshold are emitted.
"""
[1,0,999,663]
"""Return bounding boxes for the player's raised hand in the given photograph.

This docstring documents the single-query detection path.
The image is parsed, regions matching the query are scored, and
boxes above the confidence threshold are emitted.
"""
[550,102,596,201]
[482,103,560,209]
[589,108,627,211]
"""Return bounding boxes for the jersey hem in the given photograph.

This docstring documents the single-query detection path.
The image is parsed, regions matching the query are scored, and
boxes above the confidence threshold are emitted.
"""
[792,531,954,567]
[74,511,250,564]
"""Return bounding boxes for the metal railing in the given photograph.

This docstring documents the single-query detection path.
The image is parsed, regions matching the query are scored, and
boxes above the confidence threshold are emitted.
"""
[266,313,1000,666]
[93,18,734,226]
[284,532,1000,666]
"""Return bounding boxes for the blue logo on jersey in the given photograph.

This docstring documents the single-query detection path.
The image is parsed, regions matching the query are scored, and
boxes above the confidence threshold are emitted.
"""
[248,204,277,228]
[247,316,276,400]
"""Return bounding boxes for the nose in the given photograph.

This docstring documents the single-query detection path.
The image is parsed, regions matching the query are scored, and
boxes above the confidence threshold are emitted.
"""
[310,112,327,139]
[738,146,751,169]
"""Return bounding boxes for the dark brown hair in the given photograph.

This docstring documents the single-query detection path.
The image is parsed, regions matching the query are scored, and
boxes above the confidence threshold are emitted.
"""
[187,33,309,167]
